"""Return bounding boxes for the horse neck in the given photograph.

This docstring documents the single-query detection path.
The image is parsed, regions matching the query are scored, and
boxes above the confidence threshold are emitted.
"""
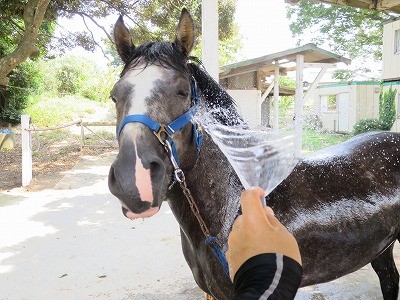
[167,132,242,248]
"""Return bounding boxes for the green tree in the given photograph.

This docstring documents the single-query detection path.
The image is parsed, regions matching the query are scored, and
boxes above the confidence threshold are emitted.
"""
[0,1,241,123]
[379,86,397,130]
[106,0,241,66]
[286,0,398,80]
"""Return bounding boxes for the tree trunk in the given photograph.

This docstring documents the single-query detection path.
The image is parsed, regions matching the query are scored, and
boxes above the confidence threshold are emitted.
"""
[0,0,51,85]
[0,0,51,122]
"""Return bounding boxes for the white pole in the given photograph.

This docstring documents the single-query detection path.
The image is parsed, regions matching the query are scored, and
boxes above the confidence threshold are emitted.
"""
[274,62,280,130]
[295,54,304,156]
[202,0,219,81]
[21,114,32,187]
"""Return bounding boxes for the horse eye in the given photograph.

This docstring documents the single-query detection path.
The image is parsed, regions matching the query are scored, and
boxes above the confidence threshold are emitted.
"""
[177,91,189,98]
[110,95,117,103]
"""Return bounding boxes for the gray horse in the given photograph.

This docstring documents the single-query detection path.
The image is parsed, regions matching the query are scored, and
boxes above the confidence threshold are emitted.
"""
[108,8,400,299]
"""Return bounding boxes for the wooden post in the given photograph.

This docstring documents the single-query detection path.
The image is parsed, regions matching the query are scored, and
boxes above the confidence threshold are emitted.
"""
[21,114,32,187]
[202,0,219,81]
[273,61,280,130]
[294,54,304,156]
[80,120,84,150]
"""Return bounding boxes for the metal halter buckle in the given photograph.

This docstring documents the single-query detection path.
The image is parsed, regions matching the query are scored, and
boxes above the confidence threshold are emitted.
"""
[153,124,174,145]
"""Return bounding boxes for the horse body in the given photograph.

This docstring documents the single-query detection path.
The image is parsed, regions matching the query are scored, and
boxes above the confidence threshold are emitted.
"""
[109,9,400,300]
[268,131,400,287]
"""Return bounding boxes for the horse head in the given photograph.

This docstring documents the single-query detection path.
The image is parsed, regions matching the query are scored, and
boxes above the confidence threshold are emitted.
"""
[109,9,201,219]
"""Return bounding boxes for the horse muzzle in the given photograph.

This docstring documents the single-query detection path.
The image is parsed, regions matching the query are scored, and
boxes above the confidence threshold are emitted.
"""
[122,206,160,219]
[108,138,167,219]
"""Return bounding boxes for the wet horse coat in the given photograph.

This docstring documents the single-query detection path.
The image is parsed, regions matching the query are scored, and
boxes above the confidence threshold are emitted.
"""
[108,9,400,300]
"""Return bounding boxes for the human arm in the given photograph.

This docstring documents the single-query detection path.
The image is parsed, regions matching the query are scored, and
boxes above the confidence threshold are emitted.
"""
[226,187,303,299]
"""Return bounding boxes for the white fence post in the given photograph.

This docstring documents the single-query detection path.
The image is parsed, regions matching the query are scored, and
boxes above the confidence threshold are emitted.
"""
[21,114,32,187]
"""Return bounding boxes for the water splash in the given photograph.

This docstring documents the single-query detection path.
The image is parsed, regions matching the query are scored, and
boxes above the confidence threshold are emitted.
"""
[201,112,299,197]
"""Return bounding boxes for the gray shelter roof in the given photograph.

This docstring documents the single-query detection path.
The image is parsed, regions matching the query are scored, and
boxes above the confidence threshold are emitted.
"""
[220,43,351,80]
[285,0,400,14]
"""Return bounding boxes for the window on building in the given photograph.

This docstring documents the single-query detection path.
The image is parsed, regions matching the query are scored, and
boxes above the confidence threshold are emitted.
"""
[395,29,400,55]
[320,94,337,112]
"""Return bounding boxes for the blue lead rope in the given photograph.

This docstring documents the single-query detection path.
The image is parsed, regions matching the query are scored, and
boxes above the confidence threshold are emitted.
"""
[205,236,230,277]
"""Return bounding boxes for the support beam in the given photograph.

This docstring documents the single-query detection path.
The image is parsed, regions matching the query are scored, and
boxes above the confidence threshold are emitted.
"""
[302,65,330,102]
[273,62,280,130]
[202,0,219,81]
[294,54,304,156]
[261,81,274,102]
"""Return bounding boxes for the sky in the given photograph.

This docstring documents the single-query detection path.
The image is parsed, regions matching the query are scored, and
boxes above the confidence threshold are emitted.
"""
[235,0,297,60]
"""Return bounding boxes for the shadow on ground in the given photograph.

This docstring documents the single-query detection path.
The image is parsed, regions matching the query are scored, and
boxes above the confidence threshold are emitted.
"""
[0,152,398,299]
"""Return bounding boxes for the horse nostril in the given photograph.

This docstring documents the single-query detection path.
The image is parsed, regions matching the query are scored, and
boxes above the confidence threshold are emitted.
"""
[108,165,117,191]
[150,160,166,182]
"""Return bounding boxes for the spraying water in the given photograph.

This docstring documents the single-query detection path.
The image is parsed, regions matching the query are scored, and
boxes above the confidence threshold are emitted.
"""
[201,110,300,200]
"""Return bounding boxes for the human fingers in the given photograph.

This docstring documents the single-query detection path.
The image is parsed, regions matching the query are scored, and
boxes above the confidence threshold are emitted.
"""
[264,206,274,216]
[240,187,266,221]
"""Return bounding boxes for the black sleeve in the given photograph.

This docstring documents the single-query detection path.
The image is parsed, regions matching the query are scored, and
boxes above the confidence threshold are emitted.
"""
[232,253,303,300]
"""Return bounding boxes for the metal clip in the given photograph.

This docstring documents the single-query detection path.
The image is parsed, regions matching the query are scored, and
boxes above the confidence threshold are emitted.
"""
[154,124,174,145]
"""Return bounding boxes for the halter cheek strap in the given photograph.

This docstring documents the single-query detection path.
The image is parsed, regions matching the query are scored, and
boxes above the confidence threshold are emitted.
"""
[117,80,203,166]
[116,79,230,277]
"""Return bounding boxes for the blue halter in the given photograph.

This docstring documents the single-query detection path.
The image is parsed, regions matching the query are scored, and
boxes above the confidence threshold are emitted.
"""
[117,80,203,166]
[116,78,230,277]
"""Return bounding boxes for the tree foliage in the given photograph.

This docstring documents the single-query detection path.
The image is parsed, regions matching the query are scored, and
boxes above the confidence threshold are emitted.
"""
[286,1,398,80]
[287,1,395,60]
[0,0,240,124]
[352,86,397,134]
[379,86,397,130]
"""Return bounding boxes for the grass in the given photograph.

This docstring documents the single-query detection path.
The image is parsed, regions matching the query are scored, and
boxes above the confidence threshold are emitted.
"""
[302,129,351,154]
[24,95,108,128]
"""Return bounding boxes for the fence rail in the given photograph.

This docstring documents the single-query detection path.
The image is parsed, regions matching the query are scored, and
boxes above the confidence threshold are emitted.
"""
[21,114,117,187]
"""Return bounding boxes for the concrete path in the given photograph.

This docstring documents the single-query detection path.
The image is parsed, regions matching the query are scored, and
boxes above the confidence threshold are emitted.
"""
[0,152,399,299]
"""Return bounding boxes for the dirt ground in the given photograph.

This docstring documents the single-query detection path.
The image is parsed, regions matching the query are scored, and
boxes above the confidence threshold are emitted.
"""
[0,127,115,192]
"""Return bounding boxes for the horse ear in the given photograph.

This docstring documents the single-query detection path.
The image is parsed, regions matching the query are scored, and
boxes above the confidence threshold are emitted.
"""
[114,16,135,63]
[174,8,195,55]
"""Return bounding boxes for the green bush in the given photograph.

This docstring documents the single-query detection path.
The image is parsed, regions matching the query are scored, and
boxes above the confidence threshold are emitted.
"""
[39,55,117,102]
[379,86,397,131]
[353,118,382,135]
[1,61,41,124]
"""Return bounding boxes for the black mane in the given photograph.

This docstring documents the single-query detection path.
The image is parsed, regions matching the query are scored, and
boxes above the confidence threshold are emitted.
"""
[121,41,242,126]
[122,42,189,76]
[188,63,243,126]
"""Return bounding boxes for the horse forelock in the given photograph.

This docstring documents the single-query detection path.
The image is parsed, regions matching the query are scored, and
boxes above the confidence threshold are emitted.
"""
[121,42,190,77]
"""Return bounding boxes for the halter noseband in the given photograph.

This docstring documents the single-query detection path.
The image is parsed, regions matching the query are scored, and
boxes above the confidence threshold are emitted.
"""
[117,79,203,167]
[116,78,230,277]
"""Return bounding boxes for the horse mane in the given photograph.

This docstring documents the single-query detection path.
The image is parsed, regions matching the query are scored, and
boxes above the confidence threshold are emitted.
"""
[188,63,244,126]
[121,41,243,126]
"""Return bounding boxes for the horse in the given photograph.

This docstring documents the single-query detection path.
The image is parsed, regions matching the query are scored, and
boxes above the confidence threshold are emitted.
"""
[108,8,400,300]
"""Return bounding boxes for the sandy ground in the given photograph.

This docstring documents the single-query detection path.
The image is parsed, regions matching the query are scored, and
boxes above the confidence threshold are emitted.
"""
[0,152,399,299]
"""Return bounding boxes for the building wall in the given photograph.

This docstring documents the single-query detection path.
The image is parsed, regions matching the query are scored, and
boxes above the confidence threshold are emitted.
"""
[224,73,257,90]
[226,90,262,128]
[314,82,380,133]
[382,19,400,81]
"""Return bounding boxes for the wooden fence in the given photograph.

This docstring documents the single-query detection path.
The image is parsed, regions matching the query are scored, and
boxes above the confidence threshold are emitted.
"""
[21,115,116,187]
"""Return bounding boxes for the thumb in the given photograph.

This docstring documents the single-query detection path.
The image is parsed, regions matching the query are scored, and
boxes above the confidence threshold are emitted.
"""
[240,187,266,221]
